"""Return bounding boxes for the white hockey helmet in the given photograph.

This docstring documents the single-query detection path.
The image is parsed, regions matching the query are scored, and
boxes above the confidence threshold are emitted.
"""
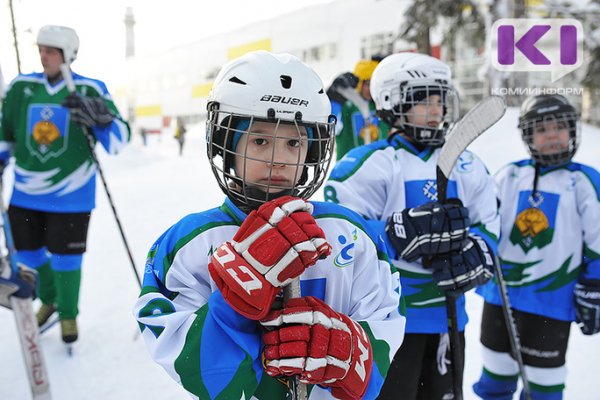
[36,25,79,64]
[370,52,459,146]
[206,50,335,210]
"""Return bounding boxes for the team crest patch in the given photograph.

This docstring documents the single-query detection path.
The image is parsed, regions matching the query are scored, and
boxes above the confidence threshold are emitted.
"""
[359,123,380,143]
[509,190,559,252]
[26,104,70,162]
[515,208,549,237]
[405,180,458,207]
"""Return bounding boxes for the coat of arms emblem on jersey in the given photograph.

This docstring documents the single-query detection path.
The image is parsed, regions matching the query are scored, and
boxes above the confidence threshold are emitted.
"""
[26,104,70,162]
[509,190,559,252]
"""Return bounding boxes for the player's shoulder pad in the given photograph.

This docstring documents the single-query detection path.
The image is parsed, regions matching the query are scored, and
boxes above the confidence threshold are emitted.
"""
[5,72,45,90]
[168,206,238,240]
[454,149,490,175]
[71,72,111,97]
[329,139,391,182]
[495,159,532,179]
[567,162,600,201]
[311,201,381,244]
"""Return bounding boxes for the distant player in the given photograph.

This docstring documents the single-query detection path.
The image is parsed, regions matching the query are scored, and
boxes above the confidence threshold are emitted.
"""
[0,25,130,344]
[473,94,600,400]
[328,57,390,160]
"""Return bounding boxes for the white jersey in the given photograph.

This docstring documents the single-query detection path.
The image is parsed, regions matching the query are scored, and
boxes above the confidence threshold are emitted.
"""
[478,159,600,321]
[324,134,500,333]
[133,198,405,400]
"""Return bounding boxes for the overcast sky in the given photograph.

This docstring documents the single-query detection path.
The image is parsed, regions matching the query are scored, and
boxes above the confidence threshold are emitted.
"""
[0,0,332,87]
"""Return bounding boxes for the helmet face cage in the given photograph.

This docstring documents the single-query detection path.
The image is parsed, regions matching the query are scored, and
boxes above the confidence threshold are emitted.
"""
[519,111,579,167]
[385,81,459,146]
[207,104,335,209]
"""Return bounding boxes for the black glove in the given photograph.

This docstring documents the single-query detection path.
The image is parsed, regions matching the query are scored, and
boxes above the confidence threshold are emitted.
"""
[326,72,359,104]
[424,236,495,296]
[0,159,5,177]
[62,93,114,128]
[574,278,600,335]
[385,201,470,262]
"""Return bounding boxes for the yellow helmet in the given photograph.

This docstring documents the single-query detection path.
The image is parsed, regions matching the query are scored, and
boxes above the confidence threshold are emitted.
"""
[353,59,379,93]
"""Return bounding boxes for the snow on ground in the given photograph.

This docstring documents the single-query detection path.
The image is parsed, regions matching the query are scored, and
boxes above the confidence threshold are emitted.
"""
[1,110,599,399]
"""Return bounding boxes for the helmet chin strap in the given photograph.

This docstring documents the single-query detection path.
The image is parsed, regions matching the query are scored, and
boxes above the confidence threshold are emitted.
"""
[229,184,297,212]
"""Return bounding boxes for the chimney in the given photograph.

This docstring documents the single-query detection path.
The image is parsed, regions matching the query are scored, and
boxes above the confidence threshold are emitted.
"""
[124,7,135,58]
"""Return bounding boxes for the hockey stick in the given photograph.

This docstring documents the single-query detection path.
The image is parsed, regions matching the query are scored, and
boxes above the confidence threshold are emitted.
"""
[282,279,308,400]
[59,64,141,290]
[436,95,531,400]
[0,182,52,399]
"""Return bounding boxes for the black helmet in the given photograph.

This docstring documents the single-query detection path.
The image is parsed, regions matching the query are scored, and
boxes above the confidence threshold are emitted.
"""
[518,94,579,167]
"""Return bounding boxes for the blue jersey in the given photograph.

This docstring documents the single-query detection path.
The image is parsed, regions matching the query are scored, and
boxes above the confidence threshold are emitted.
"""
[324,134,500,334]
[133,198,405,400]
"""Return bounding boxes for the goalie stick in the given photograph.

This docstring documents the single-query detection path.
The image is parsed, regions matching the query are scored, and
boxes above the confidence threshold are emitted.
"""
[436,95,531,400]
[0,184,52,399]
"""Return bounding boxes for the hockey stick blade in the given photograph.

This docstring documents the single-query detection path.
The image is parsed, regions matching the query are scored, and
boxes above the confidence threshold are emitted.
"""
[437,96,506,185]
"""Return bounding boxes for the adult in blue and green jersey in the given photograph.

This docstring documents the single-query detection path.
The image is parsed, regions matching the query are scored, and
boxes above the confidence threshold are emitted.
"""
[0,25,130,345]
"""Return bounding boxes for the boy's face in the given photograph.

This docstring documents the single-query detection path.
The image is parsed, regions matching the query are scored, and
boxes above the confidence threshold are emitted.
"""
[532,119,570,155]
[38,46,64,77]
[234,121,309,193]
[360,80,372,101]
[405,94,443,127]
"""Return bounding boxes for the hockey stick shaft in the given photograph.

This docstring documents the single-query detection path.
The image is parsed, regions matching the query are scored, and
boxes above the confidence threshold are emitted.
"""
[436,173,464,400]
[436,95,531,399]
[60,64,141,290]
[283,279,308,400]
[436,95,506,400]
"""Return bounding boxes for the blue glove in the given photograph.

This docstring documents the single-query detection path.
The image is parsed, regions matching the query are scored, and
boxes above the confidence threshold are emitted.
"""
[62,93,114,128]
[0,260,37,308]
[386,201,470,262]
[574,279,600,335]
[424,236,495,296]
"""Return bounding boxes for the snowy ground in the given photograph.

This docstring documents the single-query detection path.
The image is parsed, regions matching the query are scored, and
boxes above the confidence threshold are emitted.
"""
[1,108,599,399]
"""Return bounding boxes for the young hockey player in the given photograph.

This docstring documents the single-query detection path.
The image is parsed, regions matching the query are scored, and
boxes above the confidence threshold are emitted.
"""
[473,94,600,400]
[330,57,390,160]
[0,25,130,344]
[324,52,500,399]
[133,50,405,400]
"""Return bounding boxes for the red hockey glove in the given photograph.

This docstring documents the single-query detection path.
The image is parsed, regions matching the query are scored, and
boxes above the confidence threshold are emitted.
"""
[261,296,373,400]
[208,197,331,320]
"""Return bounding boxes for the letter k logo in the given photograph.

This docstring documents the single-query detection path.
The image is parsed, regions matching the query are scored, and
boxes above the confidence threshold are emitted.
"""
[498,25,551,65]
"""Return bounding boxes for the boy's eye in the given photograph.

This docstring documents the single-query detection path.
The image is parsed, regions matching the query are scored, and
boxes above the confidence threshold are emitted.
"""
[288,139,300,148]
[557,122,567,129]
[253,138,268,146]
